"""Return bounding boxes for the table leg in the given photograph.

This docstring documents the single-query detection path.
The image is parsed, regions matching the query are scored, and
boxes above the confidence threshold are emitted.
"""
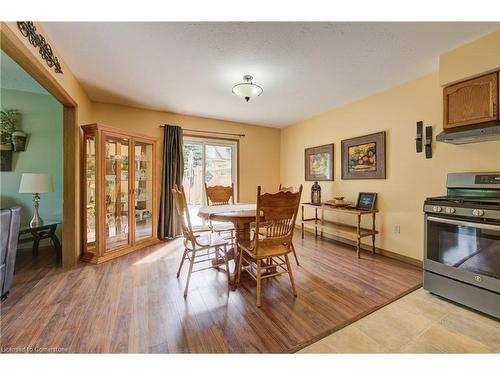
[27,224,61,260]
[45,224,62,260]
[51,232,62,260]
[301,205,304,239]
[229,222,251,290]
[357,214,361,259]
[372,212,376,254]
[315,208,318,239]
[32,238,40,256]
[321,209,324,238]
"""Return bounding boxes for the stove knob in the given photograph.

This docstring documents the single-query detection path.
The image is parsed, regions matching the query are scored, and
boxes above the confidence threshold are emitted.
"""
[472,209,484,217]
[432,206,442,213]
[445,207,455,214]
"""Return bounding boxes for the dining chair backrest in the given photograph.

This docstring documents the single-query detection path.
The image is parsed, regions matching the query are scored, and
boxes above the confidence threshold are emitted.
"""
[205,183,235,206]
[172,184,195,244]
[278,184,298,193]
[253,185,303,255]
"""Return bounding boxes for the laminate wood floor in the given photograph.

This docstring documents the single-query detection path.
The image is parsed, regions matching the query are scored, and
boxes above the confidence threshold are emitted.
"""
[0,233,422,353]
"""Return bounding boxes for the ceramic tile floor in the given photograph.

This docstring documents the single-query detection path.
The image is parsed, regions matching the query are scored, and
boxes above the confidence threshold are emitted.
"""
[299,288,499,353]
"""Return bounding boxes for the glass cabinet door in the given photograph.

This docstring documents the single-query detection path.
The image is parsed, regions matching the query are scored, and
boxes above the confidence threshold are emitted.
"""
[134,140,154,241]
[84,133,97,253]
[104,135,130,251]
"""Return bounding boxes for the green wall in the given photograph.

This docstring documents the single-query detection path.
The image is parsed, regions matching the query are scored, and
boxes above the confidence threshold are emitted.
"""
[0,88,63,229]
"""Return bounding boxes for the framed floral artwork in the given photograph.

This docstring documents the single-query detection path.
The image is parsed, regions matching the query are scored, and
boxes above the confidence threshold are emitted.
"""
[305,144,334,181]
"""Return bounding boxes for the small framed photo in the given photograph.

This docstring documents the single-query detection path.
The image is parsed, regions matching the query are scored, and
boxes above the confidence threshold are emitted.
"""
[305,144,334,181]
[356,192,377,211]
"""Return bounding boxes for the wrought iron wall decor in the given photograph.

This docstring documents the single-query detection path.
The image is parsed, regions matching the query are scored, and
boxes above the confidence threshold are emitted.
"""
[416,121,423,153]
[17,22,63,74]
[425,126,433,159]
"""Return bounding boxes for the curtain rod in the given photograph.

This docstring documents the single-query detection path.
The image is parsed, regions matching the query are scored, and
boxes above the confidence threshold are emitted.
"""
[160,125,245,138]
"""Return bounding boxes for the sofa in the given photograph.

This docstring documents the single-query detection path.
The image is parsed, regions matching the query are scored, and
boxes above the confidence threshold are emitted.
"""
[1,207,21,301]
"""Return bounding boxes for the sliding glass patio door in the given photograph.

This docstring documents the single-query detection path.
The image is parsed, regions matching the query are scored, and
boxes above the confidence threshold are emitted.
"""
[182,137,237,226]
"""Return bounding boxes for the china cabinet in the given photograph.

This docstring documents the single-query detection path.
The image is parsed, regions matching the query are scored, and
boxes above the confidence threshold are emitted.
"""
[81,123,157,263]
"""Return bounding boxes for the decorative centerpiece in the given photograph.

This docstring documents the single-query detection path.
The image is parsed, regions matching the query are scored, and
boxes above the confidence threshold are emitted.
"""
[325,197,354,207]
[311,181,322,205]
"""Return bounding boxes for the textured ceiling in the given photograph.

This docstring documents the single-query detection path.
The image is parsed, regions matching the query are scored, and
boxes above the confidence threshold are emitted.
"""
[41,22,500,127]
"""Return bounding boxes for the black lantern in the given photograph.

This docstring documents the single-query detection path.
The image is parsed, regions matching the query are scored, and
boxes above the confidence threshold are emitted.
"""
[311,181,321,205]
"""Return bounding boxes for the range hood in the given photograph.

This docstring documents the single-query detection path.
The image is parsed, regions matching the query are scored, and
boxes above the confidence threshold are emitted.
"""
[436,121,500,145]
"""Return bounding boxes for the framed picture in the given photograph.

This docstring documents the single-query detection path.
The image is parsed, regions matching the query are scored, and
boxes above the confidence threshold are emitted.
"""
[305,144,334,181]
[341,131,386,179]
[356,192,377,211]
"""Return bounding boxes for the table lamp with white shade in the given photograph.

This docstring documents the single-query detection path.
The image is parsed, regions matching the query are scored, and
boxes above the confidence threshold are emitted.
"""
[19,173,53,227]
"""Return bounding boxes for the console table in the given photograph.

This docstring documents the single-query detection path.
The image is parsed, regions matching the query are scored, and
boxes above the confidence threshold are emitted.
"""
[18,221,62,260]
[300,203,379,258]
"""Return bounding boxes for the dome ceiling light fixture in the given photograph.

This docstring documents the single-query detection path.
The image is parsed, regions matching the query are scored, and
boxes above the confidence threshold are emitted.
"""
[232,74,263,102]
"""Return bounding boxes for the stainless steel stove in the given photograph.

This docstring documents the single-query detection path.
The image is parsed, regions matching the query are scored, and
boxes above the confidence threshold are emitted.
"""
[423,172,500,319]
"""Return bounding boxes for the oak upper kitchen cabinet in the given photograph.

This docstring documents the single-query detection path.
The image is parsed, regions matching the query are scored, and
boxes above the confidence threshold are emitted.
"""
[443,72,499,129]
[81,123,158,264]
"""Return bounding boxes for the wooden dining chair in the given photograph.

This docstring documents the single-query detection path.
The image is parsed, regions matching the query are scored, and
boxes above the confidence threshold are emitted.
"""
[277,184,300,266]
[205,183,235,206]
[204,183,235,241]
[236,185,303,307]
[172,184,230,297]
[278,184,297,193]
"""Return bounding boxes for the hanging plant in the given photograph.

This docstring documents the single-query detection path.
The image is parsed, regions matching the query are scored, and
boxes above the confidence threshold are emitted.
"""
[0,109,21,145]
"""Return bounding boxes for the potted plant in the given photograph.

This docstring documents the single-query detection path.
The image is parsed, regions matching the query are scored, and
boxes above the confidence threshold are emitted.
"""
[1,109,27,152]
[1,109,19,143]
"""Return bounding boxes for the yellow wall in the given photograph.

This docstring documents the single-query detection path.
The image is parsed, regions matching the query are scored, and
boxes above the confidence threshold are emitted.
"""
[91,102,281,203]
[2,21,280,264]
[4,22,500,265]
[280,72,500,261]
[439,30,500,86]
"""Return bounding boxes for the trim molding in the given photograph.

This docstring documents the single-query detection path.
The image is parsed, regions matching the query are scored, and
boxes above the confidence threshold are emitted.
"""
[2,22,79,267]
[289,283,422,352]
[300,225,423,268]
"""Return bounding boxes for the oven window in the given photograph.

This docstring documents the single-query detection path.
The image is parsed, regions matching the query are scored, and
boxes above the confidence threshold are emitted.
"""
[427,219,500,280]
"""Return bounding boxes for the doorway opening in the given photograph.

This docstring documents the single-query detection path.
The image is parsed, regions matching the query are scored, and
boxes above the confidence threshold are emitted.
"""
[0,50,64,282]
[182,136,238,227]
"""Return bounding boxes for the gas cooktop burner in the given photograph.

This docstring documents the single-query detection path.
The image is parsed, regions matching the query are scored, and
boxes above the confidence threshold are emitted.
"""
[424,172,500,219]
[426,196,500,206]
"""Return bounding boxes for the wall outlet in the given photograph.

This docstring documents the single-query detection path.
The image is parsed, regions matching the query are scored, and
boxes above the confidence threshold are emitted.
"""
[394,225,401,235]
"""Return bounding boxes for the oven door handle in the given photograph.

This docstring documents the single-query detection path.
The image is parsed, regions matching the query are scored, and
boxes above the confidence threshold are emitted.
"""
[427,216,500,231]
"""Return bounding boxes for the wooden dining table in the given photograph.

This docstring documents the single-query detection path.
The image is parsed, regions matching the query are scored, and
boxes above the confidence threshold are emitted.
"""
[198,203,262,288]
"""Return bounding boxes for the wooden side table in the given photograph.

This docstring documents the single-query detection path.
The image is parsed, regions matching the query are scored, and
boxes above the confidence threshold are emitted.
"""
[300,203,379,258]
[18,221,62,260]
